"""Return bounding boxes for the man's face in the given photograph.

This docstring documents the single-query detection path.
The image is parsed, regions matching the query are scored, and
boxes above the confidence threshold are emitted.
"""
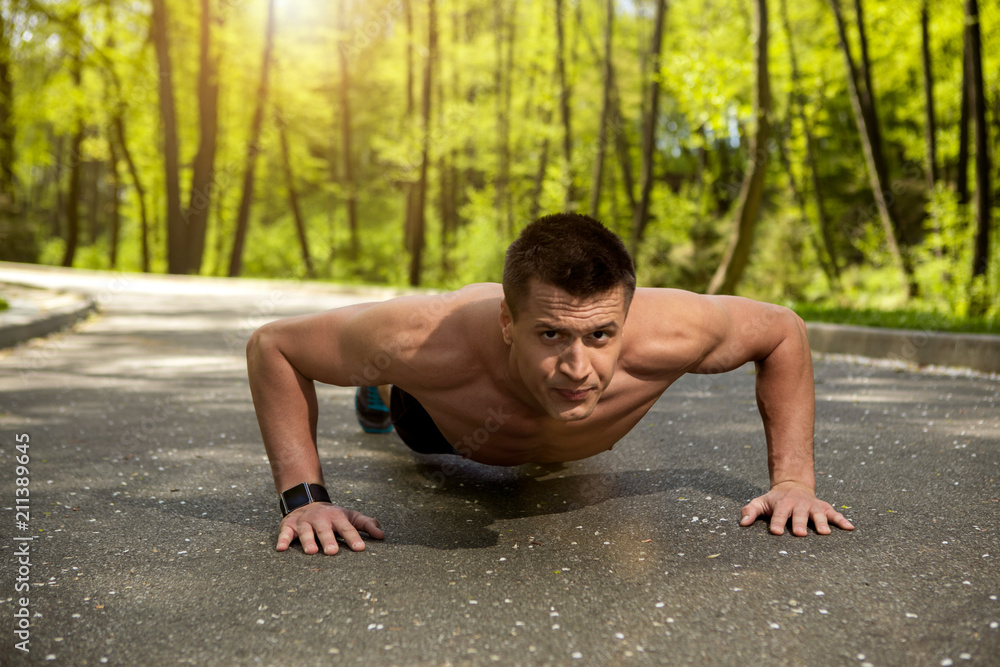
[500,279,628,421]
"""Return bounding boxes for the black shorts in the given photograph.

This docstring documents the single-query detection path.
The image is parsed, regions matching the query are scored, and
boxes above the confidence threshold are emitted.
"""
[389,385,460,456]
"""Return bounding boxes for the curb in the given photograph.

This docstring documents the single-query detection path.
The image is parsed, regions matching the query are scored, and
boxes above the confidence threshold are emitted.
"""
[806,322,1000,375]
[0,284,97,350]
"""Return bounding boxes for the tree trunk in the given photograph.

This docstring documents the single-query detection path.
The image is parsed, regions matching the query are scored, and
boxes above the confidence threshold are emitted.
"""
[107,129,120,268]
[443,5,462,272]
[437,52,449,276]
[402,0,415,255]
[494,0,509,231]
[554,0,573,208]
[460,7,481,216]
[151,0,185,274]
[578,20,635,213]
[62,126,83,267]
[409,0,435,286]
[183,0,220,275]
[706,0,770,295]
[47,133,63,235]
[339,0,359,260]
[852,0,889,188]
[965,0,991,290]
[227,0,277,277]
[611,81,636,213]
[920,0,937,191]
[211,157,228,276]
[802,105,838,281]
[919,0,943,260]
[528,120,551,221]
[87,160,100,245]
[504,1,516,232]
[113,115,150,272]
[589,0,614,219]
[956,29,970,205]
[61,23,83,268]
[405,0,414,117]
[276,107,313,278]
[629,0,667,257]
[828,0,914,296]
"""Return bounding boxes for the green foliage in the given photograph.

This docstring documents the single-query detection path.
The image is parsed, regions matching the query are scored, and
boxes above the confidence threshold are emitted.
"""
[790,302,998,335]
[0,0,996,334]
[634,185,708,289]
[38,237,65,267]
[447,196,509,288]
[0,214,40,263]
[911,187,1000,319]
[914,186,973,309]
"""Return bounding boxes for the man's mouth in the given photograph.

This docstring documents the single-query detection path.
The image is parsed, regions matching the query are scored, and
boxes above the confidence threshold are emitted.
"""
[554,388,591,402]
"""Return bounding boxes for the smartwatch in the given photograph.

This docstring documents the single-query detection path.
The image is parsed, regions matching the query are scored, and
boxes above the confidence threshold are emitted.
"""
[279,483,331,516]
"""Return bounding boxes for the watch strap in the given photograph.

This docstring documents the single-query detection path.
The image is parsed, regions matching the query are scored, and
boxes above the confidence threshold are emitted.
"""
[279,482,331,516]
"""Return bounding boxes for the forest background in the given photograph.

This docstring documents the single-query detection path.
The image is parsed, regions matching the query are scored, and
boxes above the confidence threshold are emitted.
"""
[0,0,997,328]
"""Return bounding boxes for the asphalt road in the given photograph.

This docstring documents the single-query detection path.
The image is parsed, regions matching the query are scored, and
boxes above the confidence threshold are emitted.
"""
[1,266,998,666]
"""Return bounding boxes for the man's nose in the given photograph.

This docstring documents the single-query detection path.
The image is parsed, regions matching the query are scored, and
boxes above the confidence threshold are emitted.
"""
[558,339,590,383]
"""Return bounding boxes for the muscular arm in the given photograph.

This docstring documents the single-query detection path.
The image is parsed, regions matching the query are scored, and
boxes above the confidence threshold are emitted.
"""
[637,290,853,536]
[248,304,370,494]
[246,288,481,554]
[247,303,387,554]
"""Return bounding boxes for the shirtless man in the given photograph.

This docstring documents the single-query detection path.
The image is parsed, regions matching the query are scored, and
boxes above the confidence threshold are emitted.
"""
[247,213,854,556]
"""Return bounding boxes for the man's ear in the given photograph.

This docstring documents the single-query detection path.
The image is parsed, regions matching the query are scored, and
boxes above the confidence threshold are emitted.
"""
[499,299,513,345]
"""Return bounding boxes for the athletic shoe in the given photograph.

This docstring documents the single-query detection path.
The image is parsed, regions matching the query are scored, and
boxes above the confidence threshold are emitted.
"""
[355,386,393,433]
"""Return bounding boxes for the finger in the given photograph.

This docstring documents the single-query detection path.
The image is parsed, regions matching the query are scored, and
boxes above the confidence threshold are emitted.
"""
[353,514,385,539]
[811,508,832,535]
[332,516,367,551]
[769,507,790,535]
[827,509,855,531]
[314,524,340,555]
[276,522,297,552]
[790,504,810,537]
[740,501,763,527]
[295,521,320,555]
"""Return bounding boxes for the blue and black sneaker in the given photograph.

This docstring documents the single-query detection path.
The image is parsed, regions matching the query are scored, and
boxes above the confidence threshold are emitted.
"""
[355,386,393,434]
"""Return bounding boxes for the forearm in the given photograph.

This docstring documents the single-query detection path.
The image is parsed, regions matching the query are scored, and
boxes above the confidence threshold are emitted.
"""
[754,313,816,489]
[246,325,323,493]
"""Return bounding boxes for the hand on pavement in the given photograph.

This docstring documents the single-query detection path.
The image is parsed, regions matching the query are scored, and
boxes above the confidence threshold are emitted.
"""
[740,481,854,536]
[277,502,385,554]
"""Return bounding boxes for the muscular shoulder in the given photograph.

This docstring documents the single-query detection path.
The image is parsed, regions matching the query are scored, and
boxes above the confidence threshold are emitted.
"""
[618,288,726,378]
[619,287,803,379]
[343,283,502,389]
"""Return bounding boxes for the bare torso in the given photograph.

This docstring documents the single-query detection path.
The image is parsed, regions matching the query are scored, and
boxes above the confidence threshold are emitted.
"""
[393,284,686,465]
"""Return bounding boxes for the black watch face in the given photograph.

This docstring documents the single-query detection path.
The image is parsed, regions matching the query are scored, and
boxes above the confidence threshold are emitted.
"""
[283,484,311,512]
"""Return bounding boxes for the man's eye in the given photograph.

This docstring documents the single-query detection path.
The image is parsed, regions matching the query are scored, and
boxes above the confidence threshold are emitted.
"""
[592,331,610,341]
[541,331,559,340]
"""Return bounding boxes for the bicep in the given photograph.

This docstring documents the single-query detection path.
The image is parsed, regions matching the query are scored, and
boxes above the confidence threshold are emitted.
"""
[259,294,444,387]
[690,296,802,375]
[253,304,372,387]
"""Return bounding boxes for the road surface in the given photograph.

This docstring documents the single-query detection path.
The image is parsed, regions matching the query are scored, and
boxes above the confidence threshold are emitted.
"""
[1,265,998,665]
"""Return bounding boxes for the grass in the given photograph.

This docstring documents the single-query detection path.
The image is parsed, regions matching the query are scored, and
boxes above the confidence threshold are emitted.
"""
[790,303,999,335]
[0,296,8,312]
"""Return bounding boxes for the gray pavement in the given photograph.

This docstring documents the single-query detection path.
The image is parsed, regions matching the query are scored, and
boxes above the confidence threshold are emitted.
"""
[0,264,998,666]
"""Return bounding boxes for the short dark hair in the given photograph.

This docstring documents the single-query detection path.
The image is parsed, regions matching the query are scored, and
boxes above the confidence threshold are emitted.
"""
[503,213,636,319]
